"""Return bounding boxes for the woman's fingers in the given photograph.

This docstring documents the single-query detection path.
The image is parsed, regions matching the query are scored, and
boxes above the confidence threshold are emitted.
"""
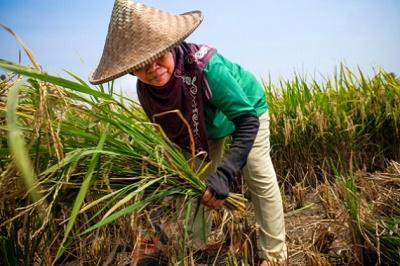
[202,189,213,202]
[201,189,225,209]
[212,199,224,209]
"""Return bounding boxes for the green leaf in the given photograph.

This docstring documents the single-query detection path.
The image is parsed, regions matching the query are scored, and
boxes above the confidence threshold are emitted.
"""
[82,189,179,235]
[0,23,40,70]
[102,176,165,220]
[6,79,41,203]
[0,59,112,100]
[55,124,109,261]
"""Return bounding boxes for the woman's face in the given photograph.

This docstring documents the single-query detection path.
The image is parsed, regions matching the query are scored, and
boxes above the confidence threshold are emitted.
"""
[133,52,175,87]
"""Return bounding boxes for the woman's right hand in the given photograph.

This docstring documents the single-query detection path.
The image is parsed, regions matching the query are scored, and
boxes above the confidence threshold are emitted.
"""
[201,189,225,209]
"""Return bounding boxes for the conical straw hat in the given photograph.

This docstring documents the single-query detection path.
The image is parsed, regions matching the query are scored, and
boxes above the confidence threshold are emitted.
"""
[89,0,203,85]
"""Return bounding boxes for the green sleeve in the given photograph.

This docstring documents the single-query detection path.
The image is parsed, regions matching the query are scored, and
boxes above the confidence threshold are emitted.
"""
[203,59,258,120]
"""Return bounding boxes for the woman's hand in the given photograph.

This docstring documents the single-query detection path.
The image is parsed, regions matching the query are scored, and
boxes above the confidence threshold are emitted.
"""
[201,115,260,210]
[201,189,225,209]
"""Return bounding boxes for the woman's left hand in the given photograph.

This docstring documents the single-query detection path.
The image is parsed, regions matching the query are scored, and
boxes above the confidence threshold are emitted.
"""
[201,189,225,209]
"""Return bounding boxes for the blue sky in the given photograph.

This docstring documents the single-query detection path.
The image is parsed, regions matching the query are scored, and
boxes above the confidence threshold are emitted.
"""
[1,0,399,97]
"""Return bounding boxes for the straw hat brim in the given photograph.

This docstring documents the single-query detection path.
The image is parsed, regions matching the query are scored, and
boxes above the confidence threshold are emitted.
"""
[89,2,203,85]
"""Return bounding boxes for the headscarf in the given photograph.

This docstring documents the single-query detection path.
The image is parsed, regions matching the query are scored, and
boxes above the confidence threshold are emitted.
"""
[137,42,216,157]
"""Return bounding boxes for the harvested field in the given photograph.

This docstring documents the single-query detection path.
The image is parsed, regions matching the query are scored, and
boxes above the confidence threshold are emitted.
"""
[1,38,399,265]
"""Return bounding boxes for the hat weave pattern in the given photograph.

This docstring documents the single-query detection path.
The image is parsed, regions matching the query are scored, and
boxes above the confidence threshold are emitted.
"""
[89,0,203,85]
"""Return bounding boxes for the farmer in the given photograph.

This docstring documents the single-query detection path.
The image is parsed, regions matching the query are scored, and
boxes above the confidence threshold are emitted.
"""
[89,0,287,264]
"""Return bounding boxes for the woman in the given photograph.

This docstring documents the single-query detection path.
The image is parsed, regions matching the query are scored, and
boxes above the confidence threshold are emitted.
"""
[89,0,287,264]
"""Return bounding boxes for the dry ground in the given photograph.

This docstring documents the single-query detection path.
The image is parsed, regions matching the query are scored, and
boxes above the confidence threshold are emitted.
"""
[110,186,360,266]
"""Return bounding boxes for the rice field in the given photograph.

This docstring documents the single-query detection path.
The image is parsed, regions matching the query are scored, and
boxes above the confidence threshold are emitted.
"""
[0,31,399,265]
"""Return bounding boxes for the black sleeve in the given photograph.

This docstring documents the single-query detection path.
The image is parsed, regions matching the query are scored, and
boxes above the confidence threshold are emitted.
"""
[206,114,260,199]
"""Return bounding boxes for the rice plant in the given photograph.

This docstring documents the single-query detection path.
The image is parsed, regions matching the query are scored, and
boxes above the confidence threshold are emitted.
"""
[266,67,400,186]
[0,53,248,264]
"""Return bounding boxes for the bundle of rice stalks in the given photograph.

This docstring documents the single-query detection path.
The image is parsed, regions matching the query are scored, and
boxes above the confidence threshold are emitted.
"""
[0,44,247,263]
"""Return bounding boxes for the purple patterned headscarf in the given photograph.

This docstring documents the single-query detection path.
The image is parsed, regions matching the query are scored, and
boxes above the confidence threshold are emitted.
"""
[137,42,216,157]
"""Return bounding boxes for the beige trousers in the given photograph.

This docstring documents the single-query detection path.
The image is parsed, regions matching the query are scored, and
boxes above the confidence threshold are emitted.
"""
[191,111,287,262]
